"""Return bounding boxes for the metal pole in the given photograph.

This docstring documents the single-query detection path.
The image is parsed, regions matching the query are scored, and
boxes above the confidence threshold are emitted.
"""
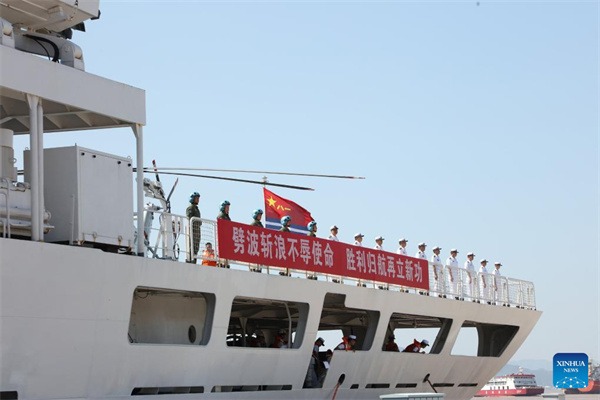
[26,94,39,241]
[132,124,144,255]
[37,100,44,240]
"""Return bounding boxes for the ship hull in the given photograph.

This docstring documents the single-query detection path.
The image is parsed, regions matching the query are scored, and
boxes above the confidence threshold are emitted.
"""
[564,379,600,394]
[1,239,541,400]
[475,388,545,396]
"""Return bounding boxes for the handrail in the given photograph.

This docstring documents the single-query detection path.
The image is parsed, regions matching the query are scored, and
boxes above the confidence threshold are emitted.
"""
[140,210,536,310]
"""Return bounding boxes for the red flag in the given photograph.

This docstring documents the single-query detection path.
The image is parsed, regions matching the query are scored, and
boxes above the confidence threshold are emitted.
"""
[263,187,313,232]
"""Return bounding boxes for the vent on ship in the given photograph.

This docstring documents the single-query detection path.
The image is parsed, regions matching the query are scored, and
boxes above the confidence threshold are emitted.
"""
[432,383,455,387]
[131,387,204,395]
[366,383,390,389]
[395,383,418,388]
[0,392,18,400]
[211,385,292,392]
[458,383,479,387]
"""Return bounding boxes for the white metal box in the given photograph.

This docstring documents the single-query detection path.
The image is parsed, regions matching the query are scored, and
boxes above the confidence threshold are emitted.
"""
[25,145,134,247]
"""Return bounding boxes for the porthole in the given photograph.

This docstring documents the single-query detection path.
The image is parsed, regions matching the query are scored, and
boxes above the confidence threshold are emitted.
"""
[188,325,197,343]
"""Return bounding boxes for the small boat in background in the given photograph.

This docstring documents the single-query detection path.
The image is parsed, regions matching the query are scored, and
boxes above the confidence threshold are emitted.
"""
[475,367,544,397]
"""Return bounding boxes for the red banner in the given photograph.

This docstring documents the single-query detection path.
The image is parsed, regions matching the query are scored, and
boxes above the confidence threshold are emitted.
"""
[217,219,429,290]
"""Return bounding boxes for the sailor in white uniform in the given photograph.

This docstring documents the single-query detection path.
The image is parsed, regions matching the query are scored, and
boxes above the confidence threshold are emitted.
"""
[353,233,364,247]
[396,238,408,256]
[464,252,477,301]
[415,242,427,259]
[328,225,339,241]
[431,246,444,296]
[445,249,460,299]
[478,259,491,302]
[374,236,384,250]
[492,262,504,305]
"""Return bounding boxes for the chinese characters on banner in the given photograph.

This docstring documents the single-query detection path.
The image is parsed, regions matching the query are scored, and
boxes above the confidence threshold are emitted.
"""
[217,220,429,290]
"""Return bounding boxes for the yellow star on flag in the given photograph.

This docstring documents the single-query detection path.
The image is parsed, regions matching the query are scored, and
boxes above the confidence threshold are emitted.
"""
[267,196,277,208]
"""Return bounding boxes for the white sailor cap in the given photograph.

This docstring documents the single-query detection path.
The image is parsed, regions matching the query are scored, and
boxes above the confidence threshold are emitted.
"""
[354,232,364,238]
[375,236,384,241]
[330,225,338,230]
[348,334,357,340]
[450,248,459,253]
[467,252,475,257]
[418,242,427,247]
[494,262,502,266]
[480,259,488,263]
[433,246,442,251]
[398,238,408,243]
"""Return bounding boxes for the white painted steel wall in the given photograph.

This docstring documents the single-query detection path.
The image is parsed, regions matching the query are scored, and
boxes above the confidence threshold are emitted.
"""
[0,239,541,400]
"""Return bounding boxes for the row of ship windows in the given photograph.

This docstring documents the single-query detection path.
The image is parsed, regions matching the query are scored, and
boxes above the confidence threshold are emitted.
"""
[127,287,518,358]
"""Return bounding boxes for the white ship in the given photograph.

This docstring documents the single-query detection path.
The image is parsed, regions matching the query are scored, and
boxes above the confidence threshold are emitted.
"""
[475,368,545,397]
[0,2,541,399]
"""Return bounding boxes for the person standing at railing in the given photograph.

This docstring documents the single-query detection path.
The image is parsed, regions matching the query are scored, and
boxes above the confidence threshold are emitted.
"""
[249,209,264,273]
[280,216,291,232]
[353,232,364,246]
[216,200,231,268]
[479,259,491,303]
[186,192,201,264]
[464,252,477,301]
[446,249,460,299]
[493,262,504,305]
[374,236,384,250]
[415,243,428,295]
[431,246,444,297]
[396,238,408,255]
[328,225,339,241]
[307,221,318,237]
[278,216,292,276]
[217,200,231,221]
[250,209,263,227]
[415,242,427,259]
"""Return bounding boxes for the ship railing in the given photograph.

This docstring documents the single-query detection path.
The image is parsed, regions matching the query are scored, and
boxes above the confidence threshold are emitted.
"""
[142,211,536,309]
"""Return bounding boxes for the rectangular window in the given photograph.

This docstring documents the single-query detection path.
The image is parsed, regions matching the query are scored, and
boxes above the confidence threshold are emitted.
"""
[383,312,451,354]
[128,287,215,345]
[316,293,380,351]
[227,297,309,349]
[451,320,519,357]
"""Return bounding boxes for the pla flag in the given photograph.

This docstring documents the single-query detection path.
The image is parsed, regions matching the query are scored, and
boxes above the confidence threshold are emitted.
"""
[263,187,314,233]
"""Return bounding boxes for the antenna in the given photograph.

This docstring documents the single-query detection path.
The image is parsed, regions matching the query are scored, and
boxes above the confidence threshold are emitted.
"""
[144,167,365,180]
[136,170,314,191]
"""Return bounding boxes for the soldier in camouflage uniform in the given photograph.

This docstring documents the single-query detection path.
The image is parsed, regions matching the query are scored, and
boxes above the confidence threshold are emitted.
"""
[216,200,231,268]
[186,192,201,263]
[280,216,291,232]
[307,221,317,237]
[217,200,231,220]
[251,209,263,227]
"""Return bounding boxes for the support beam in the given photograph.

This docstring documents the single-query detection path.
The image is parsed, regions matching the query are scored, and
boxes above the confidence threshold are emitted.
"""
[37,100,44,240]
[132,124,144,256]
[26,94,40,241]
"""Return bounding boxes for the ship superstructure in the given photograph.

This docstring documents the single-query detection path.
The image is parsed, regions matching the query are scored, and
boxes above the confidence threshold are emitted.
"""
[0,2,541,400]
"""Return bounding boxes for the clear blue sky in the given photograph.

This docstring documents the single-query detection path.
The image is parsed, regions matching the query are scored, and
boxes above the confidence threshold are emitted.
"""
[14,1,599,364]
